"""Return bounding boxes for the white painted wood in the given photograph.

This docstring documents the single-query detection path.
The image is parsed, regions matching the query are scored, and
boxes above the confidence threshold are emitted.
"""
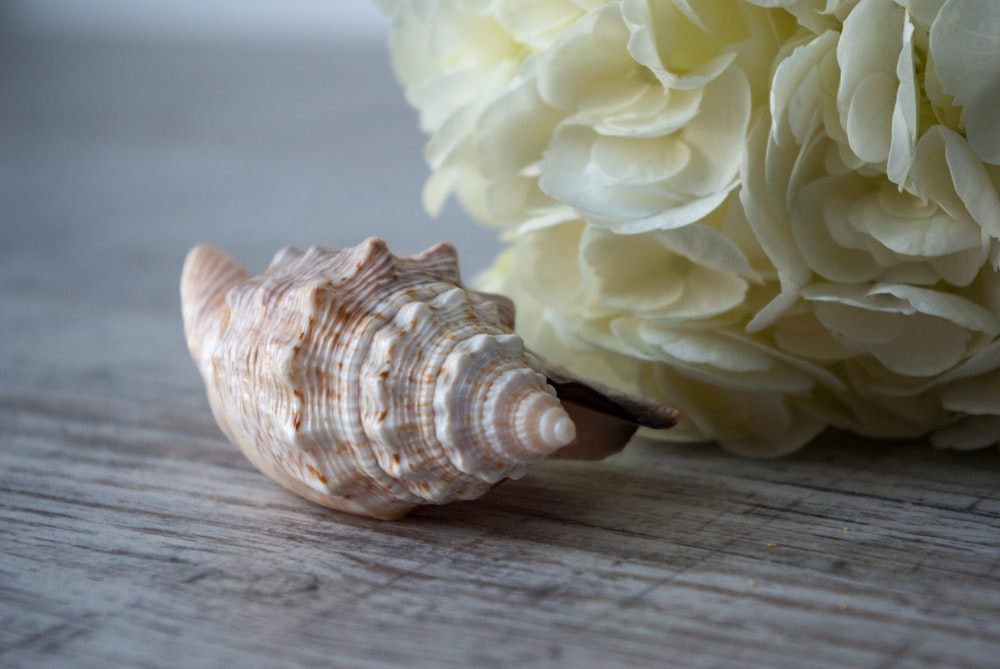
[2,35,998,669]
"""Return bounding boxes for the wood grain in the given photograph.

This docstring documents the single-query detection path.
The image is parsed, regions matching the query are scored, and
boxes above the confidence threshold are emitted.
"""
[2,35,999,669]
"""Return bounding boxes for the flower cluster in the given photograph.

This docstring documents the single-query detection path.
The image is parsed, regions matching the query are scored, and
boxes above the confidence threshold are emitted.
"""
[379,0,1000,454]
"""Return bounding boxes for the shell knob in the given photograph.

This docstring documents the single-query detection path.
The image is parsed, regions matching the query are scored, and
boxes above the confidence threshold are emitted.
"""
[180,238,677,519]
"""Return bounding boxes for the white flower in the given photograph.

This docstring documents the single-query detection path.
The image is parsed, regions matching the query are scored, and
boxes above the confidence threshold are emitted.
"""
[742,0,1000,443]
[383,0,1000,453]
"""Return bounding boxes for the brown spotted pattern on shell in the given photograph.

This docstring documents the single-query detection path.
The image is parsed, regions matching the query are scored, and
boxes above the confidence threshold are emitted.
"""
[181,238,677,519]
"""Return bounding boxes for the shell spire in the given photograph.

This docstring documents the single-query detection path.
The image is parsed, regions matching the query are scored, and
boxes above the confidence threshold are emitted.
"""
[181,238,677,519]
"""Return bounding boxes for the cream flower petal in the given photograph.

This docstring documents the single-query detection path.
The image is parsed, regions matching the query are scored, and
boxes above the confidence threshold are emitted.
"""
[538,3,710,137]
[866,317,971,377]
[660,218,761,279]
[669,68,752,195]
[887,12,918,184]
[541,65,749,233]
[477,82,564,181]
[852,190,980,257]
[474,80,570,228]
[940,371,1000,414]
[604,190,735,234]
[579,222,756,319]
[771,32,839,146]
[611,319,822,394]
[932,416,1000,450]
[867,283,999,334]
[773,311,856,361]
[422,79,495,169]
[492,0,588,50]
[943,132,1000,240]
[927,249,989,287]
[514,220,589,310]
[591,133,692,185]
[580,227,686,314]
[813,302,968,376]
[742,0,847,34]
[622,322,776,374]
[937,338,1000,384]
[835,363,948,432]
[901,0,946,28]
[742,32,842,301]
[593,87,703,138]
[931,0,1000,164]
[623,312,847,393]
[803,282,997,376]
[637,366,829,458]
[602,88,704,138]
[793,175,884,282]
[644,266,747,320]
[423,165,459,217]
[909,126,1000,240]
[837,0,904,165]
[542,139,736,232]
[803,282,999,332]
[921,45,962,130]
[541,126,698,224]
[384,1,515,87]
[844,73,896,162]
[809,301,905,346]
[536,5,639,113]
[621,0,738,90]
[741,122,809,302]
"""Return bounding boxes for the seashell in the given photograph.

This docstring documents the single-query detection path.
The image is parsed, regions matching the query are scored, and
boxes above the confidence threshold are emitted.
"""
[181,238,677,519]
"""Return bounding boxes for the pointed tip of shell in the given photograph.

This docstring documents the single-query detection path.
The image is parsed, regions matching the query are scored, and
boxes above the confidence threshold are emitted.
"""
[538,406,576,449]
[508,387,577,460]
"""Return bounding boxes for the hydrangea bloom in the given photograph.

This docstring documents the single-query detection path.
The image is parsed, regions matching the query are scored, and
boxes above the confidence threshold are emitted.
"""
[379,0,1000,454]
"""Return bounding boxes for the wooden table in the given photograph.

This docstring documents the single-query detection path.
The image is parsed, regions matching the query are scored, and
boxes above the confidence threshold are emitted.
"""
[3,35,999,669]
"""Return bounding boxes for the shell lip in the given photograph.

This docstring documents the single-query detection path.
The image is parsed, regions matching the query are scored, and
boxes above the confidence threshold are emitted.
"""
[548,379,679,430]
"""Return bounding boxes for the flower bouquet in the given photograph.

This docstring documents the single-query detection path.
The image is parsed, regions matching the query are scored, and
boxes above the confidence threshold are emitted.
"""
[378,0,1000,455]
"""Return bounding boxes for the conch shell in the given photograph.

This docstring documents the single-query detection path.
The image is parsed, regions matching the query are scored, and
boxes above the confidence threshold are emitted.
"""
[181,238,677,519]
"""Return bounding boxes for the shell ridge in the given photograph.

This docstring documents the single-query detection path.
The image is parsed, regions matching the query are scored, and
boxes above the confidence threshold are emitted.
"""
[368,287,491,503]
[255,255,405,502]
[293,252,462,505]
[422,292,514,483]
[311,289,422,505]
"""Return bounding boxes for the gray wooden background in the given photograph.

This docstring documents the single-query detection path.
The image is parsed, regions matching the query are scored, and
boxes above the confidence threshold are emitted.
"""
[2,26,999,669]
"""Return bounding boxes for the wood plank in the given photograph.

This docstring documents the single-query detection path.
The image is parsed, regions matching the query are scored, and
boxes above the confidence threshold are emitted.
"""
[3,369,999,668]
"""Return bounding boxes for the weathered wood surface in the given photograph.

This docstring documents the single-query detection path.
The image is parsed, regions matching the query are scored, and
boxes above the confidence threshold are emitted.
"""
[2,35,999,669]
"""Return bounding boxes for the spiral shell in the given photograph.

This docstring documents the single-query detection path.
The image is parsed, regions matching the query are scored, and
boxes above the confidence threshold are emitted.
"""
[181,238,677,519]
